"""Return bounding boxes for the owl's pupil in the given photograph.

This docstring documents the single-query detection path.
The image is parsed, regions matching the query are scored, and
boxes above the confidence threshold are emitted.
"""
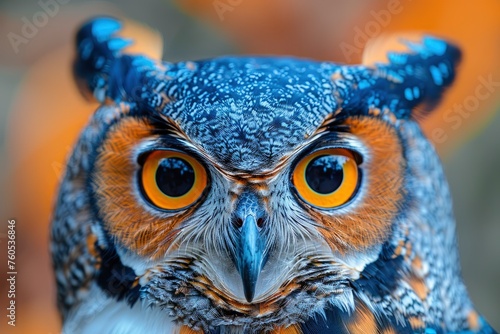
[305,155,344,194]
[156,158,195,197]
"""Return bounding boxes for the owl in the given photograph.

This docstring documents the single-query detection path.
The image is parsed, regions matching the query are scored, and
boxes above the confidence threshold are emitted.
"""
[51,17,496,334]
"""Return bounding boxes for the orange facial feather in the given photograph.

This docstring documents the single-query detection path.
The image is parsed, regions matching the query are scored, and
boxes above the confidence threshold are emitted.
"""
[273,325,303,334]
[179,326,203,334]
[310,116,405,252]
[347,301,378,334]
[94,117,197,259]
[467,310,480,331]
[381,327,397,334]
[408,317,426,330]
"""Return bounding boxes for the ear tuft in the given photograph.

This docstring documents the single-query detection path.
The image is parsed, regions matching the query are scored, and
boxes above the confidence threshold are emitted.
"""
[74,17,126,102]
[73,17,162,104]
[359,34,461,120]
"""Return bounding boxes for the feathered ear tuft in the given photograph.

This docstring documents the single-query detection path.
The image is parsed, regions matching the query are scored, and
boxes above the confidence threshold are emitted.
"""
[349,34,462,120]
[74,17,129,102]
[385,36,461,119]
[73,17,161,104]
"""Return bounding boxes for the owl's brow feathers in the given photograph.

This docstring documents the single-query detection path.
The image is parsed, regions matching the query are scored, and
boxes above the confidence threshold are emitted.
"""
[153,112,335,181]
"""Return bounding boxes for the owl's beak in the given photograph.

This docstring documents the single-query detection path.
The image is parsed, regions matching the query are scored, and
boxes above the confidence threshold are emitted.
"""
[234,214,266,303]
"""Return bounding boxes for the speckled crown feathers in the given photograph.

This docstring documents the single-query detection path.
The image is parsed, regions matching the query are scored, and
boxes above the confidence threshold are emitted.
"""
[74,17,461,122]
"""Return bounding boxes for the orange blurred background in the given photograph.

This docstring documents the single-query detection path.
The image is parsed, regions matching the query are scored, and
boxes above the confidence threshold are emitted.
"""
[0,0,499,332]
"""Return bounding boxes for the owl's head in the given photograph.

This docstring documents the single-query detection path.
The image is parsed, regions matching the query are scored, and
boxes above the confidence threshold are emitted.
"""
[60,18,462,332]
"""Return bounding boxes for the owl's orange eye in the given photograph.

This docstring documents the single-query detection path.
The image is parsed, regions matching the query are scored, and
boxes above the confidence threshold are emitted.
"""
[141,151,207,210]
[292,148,359,209]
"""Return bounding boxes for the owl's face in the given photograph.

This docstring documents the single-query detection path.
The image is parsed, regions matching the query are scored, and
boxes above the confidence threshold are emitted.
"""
[54,18,486,334]
[91,58,406,327]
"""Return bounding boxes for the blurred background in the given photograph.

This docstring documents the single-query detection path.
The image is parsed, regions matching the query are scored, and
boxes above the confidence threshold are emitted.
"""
[0,0,499,332]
